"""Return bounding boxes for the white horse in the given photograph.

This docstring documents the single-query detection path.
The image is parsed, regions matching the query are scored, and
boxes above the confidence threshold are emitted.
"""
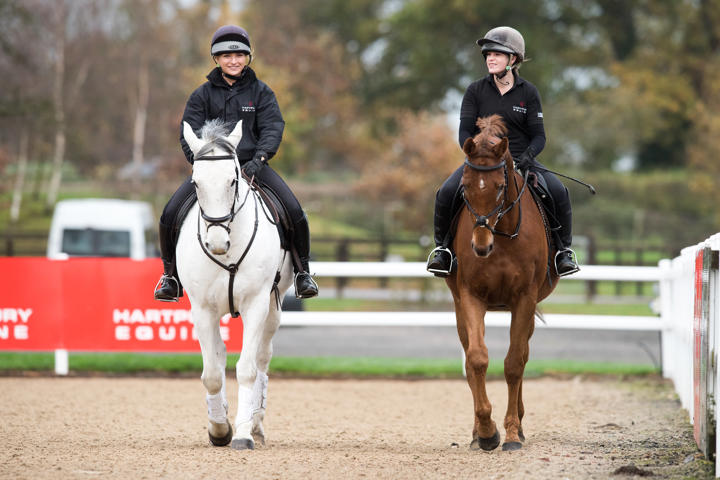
[177,119,293,450]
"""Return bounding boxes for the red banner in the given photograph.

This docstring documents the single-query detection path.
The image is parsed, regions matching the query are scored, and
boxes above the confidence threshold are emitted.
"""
[0,257,243,352]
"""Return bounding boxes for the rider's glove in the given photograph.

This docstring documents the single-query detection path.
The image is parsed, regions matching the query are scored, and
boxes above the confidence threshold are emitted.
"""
[244,151,267,179]
[515,150,535,172]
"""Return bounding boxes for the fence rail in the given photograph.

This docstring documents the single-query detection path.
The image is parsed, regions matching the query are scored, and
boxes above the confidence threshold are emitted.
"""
[295,262,662,332]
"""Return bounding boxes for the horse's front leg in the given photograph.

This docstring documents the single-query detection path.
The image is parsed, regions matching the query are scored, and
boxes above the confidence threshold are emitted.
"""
[502,295,537,451]
[456,291,500,451]
[231,295,272,450]
[248,296,282,446]
[194,306,233,447]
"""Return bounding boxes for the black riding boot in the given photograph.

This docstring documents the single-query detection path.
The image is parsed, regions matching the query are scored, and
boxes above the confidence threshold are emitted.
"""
[292,214,319,299]
[554,190,579,277]
[154,221,181,301]
[426,192,457,277]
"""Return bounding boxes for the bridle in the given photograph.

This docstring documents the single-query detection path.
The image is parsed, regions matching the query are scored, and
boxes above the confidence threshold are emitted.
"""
[462,155,529,240]
[192,153,246,233]
[192,150,259,318]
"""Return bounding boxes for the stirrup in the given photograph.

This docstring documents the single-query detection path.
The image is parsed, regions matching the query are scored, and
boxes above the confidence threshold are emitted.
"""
[294,272,318,299]
[426,246,455,276]
[555,248,580,277]
[154,275,180,302]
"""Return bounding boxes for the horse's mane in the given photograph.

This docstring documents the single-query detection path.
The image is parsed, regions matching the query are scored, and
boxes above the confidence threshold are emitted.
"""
[196,119,235,157]
[474,114,508,143]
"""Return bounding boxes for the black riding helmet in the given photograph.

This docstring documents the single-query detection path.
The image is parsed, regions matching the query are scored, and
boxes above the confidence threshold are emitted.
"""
[476,26,525,63]
[211,25,251,56]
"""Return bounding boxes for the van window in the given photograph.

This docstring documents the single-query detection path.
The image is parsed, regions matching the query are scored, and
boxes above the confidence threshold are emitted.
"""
[61,229,131,257]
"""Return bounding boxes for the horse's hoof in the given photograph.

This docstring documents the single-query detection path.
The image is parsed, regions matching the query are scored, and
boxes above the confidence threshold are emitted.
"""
[470,430,501,451]
[502,441,523,451]
[208,422,233,447]
[231,438,255,450]
[251,428,266,446]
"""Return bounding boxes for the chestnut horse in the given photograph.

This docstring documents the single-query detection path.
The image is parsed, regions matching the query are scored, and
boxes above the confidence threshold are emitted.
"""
[446,114,558,451]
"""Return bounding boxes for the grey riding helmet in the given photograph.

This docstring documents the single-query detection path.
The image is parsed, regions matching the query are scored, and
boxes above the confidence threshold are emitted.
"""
[476,26,525,62]
[211,25,251,56]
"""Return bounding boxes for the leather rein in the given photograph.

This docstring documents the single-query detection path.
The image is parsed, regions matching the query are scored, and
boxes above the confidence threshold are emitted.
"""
[462,156,529,240]
[192,152,260,318]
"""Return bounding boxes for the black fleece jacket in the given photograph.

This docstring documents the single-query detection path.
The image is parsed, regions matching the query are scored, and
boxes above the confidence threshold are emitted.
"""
[180,67,284,164]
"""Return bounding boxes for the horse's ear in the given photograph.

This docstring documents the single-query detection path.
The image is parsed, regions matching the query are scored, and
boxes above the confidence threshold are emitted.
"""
[462,137,476,157]
[183,122,204,156]
[492,137,508,158]
[227,120,243,149]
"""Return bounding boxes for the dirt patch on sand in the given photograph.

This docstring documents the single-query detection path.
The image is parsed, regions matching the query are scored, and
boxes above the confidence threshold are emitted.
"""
[0,376,712,479]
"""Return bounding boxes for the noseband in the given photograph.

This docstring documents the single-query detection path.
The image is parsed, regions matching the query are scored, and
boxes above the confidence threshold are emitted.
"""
[462,156,528,239]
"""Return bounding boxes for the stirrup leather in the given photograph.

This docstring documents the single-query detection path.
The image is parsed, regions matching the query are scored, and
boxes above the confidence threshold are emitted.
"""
[154,274,180,302]
[554,248,580,277]
[426,246,455,275]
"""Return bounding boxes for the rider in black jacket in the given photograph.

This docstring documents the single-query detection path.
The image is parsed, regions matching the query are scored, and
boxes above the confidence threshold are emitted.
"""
[426,26,579,278]
[154,25,319,301]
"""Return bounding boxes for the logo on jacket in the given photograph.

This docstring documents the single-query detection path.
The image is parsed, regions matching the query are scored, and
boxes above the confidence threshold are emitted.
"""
[241,102,255,112]
[513,105,527,114]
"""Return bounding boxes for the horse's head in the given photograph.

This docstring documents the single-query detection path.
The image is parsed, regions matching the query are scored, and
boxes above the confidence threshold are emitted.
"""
[461,115,512,258]
[183,119,244,255]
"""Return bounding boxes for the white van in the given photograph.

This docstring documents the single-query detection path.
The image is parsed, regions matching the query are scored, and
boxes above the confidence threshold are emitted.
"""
[47,199,157,260]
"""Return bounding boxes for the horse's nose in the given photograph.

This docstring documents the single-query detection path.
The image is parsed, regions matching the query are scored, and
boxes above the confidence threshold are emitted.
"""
[207,241,229,255]
[471,241,493,257]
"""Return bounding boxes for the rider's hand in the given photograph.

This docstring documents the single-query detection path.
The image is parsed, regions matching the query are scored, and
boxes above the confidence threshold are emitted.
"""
[244,151,267,179]
[515,150,534,172]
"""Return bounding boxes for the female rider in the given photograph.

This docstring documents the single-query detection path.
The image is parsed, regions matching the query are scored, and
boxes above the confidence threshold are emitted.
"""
[154,25,319,301]
[426,26,579,277]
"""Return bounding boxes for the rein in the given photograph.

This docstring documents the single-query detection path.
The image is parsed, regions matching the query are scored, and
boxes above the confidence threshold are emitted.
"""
[462,157,530,239]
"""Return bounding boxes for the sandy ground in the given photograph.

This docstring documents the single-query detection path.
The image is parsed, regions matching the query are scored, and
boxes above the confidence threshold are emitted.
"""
[0,375,713,479]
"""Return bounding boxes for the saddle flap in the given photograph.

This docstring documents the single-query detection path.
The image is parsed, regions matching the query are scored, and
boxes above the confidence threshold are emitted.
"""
[254,184,293,251]
[528,172,555,218]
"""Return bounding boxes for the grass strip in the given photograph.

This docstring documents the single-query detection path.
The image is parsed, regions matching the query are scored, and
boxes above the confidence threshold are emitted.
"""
[0,352,658,378]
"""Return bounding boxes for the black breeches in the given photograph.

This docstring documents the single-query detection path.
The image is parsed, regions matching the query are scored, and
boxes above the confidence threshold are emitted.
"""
[160,176,195,227]
[433,165,464,246]
[534,160,573,247]
[436,165,464,211]
[253,165,304,223]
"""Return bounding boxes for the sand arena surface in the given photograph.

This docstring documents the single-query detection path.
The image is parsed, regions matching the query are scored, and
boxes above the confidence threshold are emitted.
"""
[0,375,713,479]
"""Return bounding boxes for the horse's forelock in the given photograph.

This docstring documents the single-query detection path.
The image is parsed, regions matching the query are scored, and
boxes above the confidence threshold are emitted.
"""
[471,115,508,155]
[474,115,508,142]
[196,119,236,157]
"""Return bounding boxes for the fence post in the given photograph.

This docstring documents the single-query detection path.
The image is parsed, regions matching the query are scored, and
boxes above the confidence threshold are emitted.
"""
[693,246,716,459]
[379,235,388,288]
[615,246,622,295]
[636,247,644,296]
[586,235,597,302]
[54,349,69,376]
[336,239,349,298]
